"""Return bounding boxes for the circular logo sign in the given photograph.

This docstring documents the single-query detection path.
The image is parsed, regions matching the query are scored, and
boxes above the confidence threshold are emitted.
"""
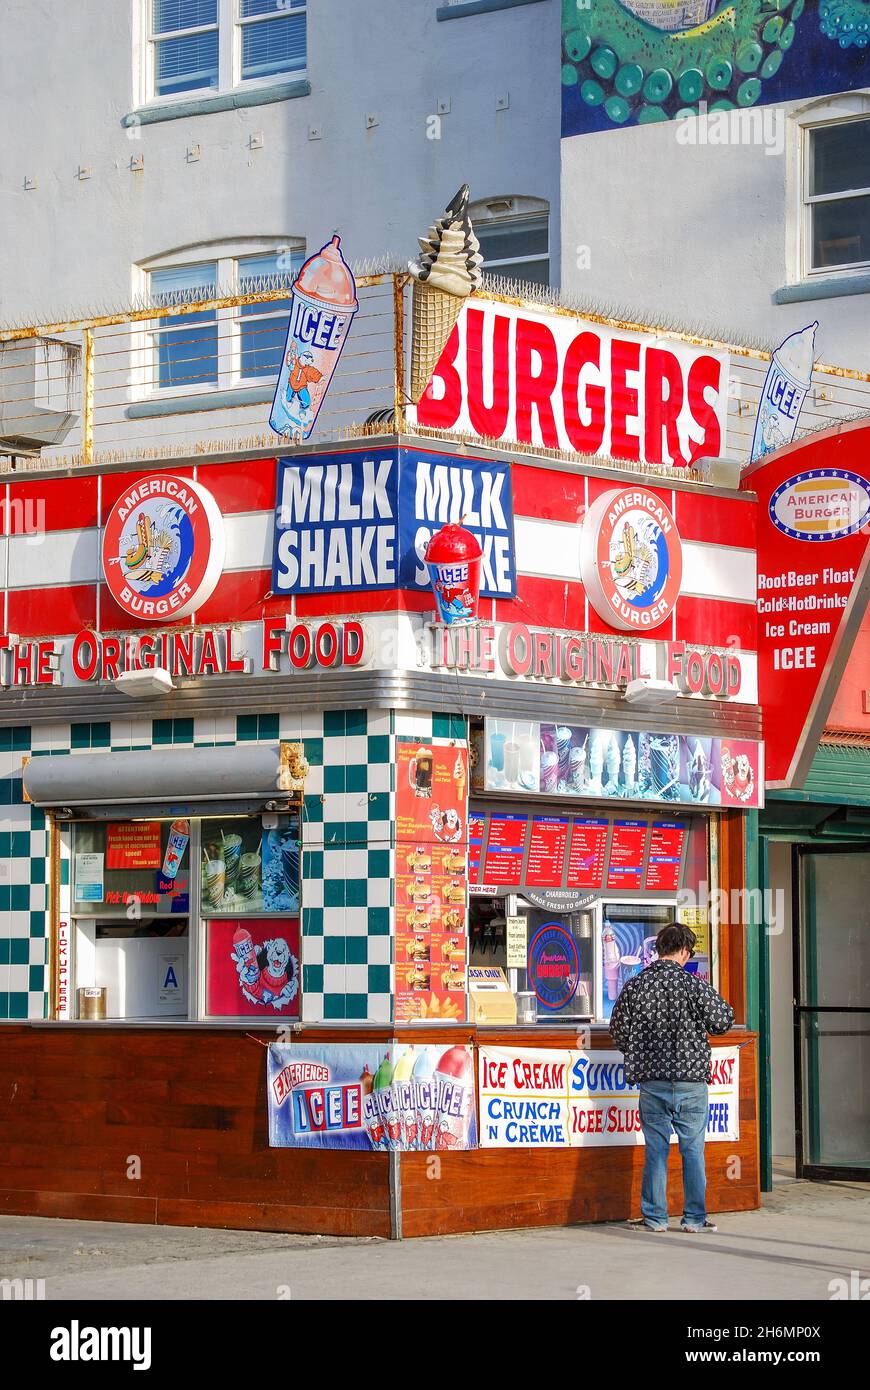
[769,469,870,542]
[101,474,225,622]
[527,922,580,1011]
[581,488,682,633]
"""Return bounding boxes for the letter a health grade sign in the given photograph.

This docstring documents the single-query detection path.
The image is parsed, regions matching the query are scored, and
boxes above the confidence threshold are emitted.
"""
[271,447,516,599]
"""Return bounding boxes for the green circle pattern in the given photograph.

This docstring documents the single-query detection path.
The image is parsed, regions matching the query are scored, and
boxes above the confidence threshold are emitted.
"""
[562,0,808,126]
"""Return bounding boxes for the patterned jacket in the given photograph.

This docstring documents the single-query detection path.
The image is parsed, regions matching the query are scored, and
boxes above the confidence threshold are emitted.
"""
[609,960,735,1084]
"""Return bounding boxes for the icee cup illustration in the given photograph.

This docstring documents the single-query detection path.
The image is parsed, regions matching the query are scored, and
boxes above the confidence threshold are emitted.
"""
[269,234,358,441]
[750,321,818,463]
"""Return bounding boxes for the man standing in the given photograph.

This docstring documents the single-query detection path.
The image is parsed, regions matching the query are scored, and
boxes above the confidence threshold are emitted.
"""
[609,922,735,1233]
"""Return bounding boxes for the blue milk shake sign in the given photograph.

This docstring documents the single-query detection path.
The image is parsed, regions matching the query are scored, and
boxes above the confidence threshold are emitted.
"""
[271,448,516,598]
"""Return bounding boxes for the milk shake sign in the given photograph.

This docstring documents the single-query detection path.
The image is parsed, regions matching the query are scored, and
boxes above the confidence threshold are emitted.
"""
[411,298,730,469]
[272,447,516,597]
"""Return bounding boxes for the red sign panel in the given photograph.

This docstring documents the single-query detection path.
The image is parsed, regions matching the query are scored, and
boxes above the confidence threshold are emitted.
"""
[483,813,528,886]
[567,817,609,889]
[105,821,161,870]
[525,816,569,887]
[645,821,686,891]
[206,918,300,1018]
[606,820,648,890]
[744,420,870,786]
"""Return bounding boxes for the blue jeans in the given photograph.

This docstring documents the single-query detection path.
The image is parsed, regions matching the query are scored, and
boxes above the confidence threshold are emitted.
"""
[638,1081,708,1229]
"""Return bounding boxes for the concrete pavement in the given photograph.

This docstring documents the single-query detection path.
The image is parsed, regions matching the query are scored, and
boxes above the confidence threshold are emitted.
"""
[0,1171,867,1300]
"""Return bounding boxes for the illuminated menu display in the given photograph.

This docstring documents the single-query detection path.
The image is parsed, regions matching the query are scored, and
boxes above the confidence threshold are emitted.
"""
[525,816,569,887]
[483,813,528,886]
[606,820,649,890]
[567,818,609,889]
[468,815,486,884]
[645,821,686,891]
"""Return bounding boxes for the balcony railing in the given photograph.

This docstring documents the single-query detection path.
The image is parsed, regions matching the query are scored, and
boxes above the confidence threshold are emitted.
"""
[1,270,869,473]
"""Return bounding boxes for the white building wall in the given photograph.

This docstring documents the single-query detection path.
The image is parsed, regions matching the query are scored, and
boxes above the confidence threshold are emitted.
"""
[561,90,870,373]
[0,0,561,322]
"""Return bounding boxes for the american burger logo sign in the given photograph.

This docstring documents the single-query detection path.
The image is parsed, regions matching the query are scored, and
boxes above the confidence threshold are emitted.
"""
[101,474,225,621]
[581,487,682,633]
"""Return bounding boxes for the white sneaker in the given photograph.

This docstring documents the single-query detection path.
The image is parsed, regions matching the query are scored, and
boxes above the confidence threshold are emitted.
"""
[680,1220,717,1233]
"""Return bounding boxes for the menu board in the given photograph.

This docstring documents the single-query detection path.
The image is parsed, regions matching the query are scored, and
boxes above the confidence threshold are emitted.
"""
[525,816,569,888]
[645,821,686,891]
[605,820,649,890]
[483,813,528,886]
[567,817,609,889]
[468,815,486,885]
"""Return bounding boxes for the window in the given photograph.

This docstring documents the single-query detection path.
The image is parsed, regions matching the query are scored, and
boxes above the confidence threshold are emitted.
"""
[143,243,304,395]
[468,195,550,287]
[145,0,307,100]
[805,118,870,275]
[70,811,301,1021]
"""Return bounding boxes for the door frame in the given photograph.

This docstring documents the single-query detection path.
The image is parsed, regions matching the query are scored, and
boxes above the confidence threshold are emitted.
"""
[793,841,870,1182]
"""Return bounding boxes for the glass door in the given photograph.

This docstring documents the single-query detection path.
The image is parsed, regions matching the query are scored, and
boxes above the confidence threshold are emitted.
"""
[796,846,870,1180]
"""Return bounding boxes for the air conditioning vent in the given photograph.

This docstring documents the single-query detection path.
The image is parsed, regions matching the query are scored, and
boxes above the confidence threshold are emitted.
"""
[0,336,82,450]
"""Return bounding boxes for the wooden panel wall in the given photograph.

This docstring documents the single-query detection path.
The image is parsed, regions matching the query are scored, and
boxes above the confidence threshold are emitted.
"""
[0,1025,758,1239]
[0,1027,393,1237]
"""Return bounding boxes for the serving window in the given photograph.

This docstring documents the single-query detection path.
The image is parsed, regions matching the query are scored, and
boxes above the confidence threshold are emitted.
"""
[468,803,714,1027]
[67,811,301,1023]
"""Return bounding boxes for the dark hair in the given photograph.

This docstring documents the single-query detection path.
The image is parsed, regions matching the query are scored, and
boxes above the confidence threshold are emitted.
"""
[656,922,697,958]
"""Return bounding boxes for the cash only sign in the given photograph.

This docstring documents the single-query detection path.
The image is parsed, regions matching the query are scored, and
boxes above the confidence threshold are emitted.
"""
[744,419,870,787]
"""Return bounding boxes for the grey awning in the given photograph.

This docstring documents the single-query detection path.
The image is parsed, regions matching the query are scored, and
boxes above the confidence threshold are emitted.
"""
[24,742,293,813]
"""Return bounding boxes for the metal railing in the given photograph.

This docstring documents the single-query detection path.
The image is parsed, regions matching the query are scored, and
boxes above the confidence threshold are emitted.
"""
[1,271,870,473]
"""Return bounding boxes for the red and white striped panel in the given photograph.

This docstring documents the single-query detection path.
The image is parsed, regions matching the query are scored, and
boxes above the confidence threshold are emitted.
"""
[0,455,757,661]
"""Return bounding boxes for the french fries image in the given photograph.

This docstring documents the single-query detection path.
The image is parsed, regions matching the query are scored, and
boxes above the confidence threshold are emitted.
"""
[418,993,462,1019]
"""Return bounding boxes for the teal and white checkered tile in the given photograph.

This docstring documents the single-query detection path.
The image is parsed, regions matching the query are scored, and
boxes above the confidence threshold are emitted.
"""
[0,706,399,1023]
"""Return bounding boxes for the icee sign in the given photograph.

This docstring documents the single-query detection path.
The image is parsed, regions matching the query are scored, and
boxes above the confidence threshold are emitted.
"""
[272,447,515,598]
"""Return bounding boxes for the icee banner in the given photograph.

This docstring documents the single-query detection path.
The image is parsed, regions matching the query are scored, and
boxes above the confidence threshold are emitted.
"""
[478,1046,740,1148]
[271,447,515,598]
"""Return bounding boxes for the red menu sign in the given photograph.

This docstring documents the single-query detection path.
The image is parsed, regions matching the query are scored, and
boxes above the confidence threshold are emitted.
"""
[525,816,569,887]
[483,813,528,885]
[567,818,609,889]
[606,820,648,890]
[468,815,486,884]
[743,419,870,787]
[106,821,162,871]
[645,821,686,891]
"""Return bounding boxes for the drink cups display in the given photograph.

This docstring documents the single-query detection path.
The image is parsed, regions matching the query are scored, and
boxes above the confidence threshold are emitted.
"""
[424,523,483,626]
[221,833,243,889]
[238,851,261,898]
[204,857,226,908]
[269,235,358,441]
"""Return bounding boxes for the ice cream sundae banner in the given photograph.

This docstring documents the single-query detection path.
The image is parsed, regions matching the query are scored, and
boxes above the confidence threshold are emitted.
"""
[483,718,763,809]
[207,917,300,1018]
[269,235,358,440]
[396,740,468,1023]
[743,419,870,787]
[267,1043,477,1150]
[479,1046,739,1148]
[271,447,515,598]
[408,295,729,470]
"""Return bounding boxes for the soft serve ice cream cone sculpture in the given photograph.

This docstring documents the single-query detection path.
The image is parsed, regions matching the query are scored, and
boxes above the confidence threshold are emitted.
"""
[409,184,483,404]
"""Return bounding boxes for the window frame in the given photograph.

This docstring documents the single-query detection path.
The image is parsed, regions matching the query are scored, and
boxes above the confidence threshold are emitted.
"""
[134,239,304,400]
[801,113,870,281]
[140,0,308,107]
[468,195,550,288]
